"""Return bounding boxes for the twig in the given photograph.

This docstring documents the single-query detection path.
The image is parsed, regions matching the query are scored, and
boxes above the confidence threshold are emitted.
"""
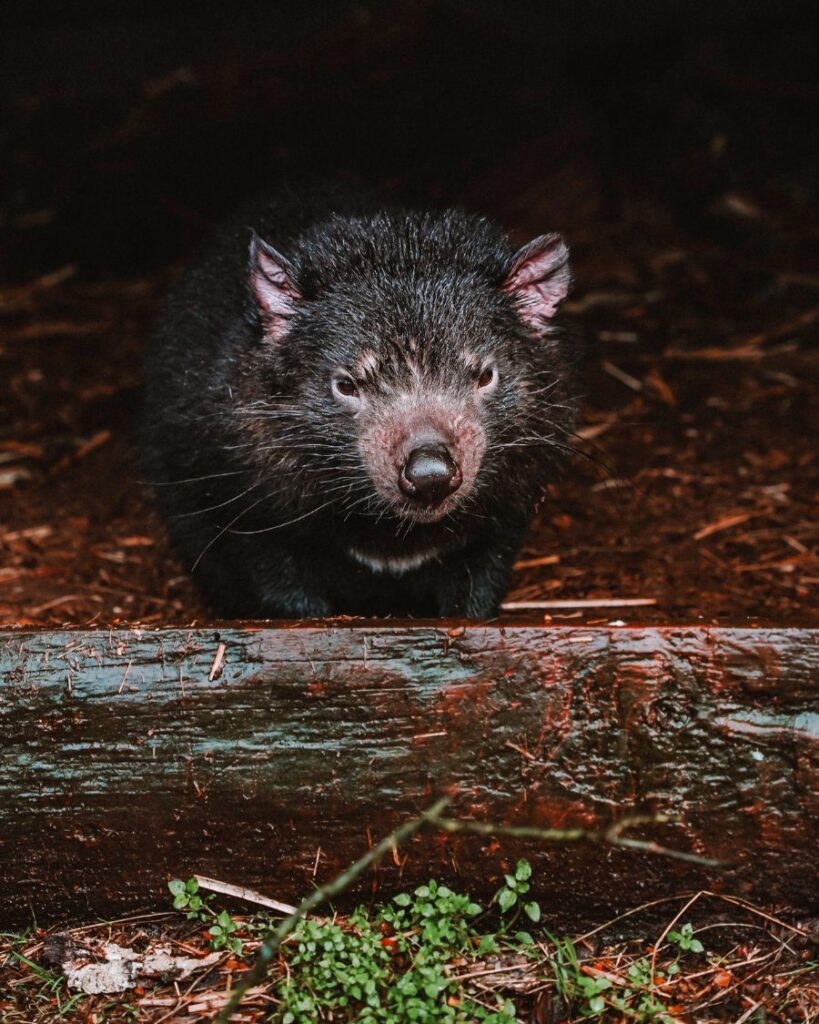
[3,319,112,341]
[151,952,231,1024]
[208,643,226,681]
[67,910,176,935]
[194,875,298,916]
[505,740,535,761]
[502,598,656,610]
[581,962,629,987]
[601,360,643,392]
[686,942,789,1016]
[697,891,812,938]
[452,959,539,984]
[573,893,699,944]
[650,892,704,987]
[27,594,85,615]
[575,420,616,440]
[734,999,764,1024]
[513,554,560,569]
[117,658,133,694]
[574,887,812,947]
[663,345,765,361]
[742,305,819,347]
[74,429,111,461]
[0,525,52,543]
[694,511,758,541]
[429,814,721,868]
[216,806,721,1021]
[778,271,819,290]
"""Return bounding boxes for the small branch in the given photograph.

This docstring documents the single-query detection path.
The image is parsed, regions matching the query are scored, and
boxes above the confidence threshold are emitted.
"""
[513,554,560,569]
[194,875,297,916]
[742,305,819,348]
[693,511,758,541]
[650,891,703,987]
[502,598,656,610]
[216,805,722,1021]
[208,643,226,681]
[601,360,643,392]
[427,813,722,868]
[610,836,722,866]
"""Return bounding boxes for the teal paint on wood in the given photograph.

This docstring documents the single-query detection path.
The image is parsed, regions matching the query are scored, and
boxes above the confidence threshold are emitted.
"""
[1,624,817,925]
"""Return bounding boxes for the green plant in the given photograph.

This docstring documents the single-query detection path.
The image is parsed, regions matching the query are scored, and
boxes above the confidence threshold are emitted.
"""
[667,922,704,954]
[168,878,245,954]
[166,869,707,1024]
[166,874,517,1021]
[382,879,484,951]
[493,859,541,945]
[168,877,212,920]
[543,933,677,1022]
[208,909,244,955]
[606,959,674,1022]
[576,973,613,1015]
[275,885,518,1023]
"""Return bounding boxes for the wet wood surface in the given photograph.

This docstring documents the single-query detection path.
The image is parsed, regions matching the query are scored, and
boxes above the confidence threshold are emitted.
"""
[1,623,817,926]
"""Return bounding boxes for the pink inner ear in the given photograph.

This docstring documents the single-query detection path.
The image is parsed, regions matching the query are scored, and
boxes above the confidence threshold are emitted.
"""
[503,233,571,330]
[249,235,301,341]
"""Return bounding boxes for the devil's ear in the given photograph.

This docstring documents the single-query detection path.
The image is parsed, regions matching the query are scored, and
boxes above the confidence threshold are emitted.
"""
[502,233,570,331]
[248,232,301,340]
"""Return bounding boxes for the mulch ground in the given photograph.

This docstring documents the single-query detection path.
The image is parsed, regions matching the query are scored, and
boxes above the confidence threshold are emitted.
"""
[1,235,817,627]
[2,893,817,1023]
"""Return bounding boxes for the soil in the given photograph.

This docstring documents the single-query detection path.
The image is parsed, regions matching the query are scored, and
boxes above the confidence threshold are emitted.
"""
[1,2,818,629]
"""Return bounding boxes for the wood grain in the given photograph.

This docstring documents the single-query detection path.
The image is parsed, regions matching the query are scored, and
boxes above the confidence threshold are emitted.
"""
[1,624,816,925]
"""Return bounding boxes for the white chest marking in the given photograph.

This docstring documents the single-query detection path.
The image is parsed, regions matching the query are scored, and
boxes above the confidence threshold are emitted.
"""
[348,547,440,575]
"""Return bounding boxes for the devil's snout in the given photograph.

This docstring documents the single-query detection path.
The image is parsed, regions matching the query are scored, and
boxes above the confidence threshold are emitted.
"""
[399,444,462,506]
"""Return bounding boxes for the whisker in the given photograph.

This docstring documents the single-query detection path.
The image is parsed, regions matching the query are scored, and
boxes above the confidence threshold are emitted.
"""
[143,470,244,486]
[190,493,271,573]
[171,483,259,519]
[228,497,338,535]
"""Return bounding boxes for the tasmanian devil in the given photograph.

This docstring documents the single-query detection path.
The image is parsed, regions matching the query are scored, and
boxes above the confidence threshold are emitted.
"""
[141,186,576,618]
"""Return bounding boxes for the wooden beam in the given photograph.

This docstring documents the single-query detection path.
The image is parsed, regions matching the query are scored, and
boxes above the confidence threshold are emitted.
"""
[1,624,817,925]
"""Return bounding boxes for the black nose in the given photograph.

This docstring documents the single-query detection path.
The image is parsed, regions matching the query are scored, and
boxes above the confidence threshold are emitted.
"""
[399,445,462,505]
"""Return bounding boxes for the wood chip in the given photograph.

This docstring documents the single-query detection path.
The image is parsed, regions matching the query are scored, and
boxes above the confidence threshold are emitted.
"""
[0,525,52,543]
[513,554,560,569]
[28,594,86,615]
[0,467,32,489]
[663,345,765,361]
[742,305,819,348]
[602,360,643,392]
[3,320,112,340]
[502,598,657,610]
[74,429,112,460]
[575,420,615,440]
[693,511,757,541]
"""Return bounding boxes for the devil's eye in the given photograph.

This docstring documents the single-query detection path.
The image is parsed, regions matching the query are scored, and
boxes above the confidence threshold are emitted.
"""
[334,376,360,400]
[477,366,495,389]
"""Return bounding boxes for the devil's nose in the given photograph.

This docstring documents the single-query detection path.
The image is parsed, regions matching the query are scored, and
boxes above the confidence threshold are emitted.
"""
[399,445,462,504]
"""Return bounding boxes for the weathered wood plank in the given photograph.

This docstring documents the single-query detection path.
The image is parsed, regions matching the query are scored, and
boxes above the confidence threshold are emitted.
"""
[1,624,817,926]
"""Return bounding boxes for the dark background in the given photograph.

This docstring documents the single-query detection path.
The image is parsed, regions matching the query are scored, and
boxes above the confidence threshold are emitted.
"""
[2,0,818,280]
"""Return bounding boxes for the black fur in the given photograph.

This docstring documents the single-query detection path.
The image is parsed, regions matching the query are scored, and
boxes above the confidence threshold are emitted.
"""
[141,186,577,618]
